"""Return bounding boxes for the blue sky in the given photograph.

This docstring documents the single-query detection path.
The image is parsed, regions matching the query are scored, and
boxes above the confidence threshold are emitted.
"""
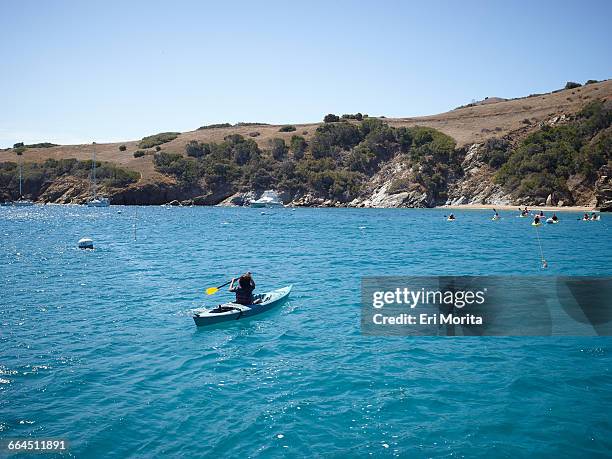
[0,0,610,147]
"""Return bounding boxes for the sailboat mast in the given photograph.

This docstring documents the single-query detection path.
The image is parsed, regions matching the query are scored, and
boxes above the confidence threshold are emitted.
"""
[92,147,97,199]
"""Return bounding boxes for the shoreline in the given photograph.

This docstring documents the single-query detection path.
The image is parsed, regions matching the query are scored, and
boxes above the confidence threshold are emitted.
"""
[437,204,598,213]
[1,202,603,212]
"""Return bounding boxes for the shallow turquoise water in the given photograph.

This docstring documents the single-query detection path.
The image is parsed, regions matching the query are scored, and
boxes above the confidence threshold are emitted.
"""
[1,206,611,458]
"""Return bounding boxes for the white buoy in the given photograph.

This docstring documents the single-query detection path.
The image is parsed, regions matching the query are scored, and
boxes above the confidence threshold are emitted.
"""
[78,237,94,249]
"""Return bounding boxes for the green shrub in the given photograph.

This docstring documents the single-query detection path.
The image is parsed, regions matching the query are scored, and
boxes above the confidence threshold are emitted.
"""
[198,123,232,130]
[155,146,161,152]
[279,125,296,132]
[269,138,288,161]
[564,81,581,90]
[119,145,127,151]
[323,114,340,123]
[25,142,58,148]
[585,79,598,85]
[311,122,362,158]
[153,152,199,184]
[0,158,138,199]
[139,132,180,149]
[388,178,412,194]
[185,140,211,158]
[13,142,24,148]
[496,100,611,199]
[133,150,146,158]
[248,131,260,137]
[481,138,511,168]
[341,113,363,121]
[289,135,307,160]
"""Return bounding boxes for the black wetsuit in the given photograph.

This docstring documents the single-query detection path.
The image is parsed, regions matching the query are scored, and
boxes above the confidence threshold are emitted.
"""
[230,279,255,305]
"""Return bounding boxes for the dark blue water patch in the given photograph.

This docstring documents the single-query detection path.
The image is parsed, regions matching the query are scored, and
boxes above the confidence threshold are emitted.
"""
[0,206,611,457]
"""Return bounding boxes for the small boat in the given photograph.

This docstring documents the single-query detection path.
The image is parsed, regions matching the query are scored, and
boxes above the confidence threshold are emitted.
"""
[491,216,500,221]
[78,237,94,249]
[87,197,110,207]
[193,285,292,326]
[546,218,558,224]
[249,190,284,208]
[87,146,110,207]
[13,199,35,207]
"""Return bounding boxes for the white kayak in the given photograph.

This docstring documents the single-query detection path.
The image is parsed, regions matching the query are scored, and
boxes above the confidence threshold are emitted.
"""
[193,286,292,326]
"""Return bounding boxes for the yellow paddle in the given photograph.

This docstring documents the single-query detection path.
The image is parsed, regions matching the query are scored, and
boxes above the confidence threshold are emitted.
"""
[205,279,234,295]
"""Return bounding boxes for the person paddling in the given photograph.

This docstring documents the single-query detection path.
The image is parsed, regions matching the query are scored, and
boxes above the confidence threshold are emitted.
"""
[534,215,540,225]
[229,272,257,305]
[448,213,456,220]
[552,213,558,222]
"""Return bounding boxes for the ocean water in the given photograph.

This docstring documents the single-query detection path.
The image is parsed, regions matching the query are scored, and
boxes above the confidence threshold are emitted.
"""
[1,206,611,458]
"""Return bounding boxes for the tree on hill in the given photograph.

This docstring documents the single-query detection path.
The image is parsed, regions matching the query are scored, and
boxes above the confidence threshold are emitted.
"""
[324,114,340,123]
[269,138,288,161]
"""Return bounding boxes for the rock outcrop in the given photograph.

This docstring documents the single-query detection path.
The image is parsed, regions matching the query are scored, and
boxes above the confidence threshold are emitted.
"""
[444,144,512,206]
[594,165,612,211]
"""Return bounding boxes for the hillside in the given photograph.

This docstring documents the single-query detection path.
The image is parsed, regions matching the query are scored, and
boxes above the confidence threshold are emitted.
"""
[1,80,611,209]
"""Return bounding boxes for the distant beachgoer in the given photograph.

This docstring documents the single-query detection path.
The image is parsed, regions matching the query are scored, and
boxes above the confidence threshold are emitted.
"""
[229,272,256,305]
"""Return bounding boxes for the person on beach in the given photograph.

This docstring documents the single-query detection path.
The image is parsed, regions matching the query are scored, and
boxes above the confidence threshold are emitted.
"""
[229,272,257,305]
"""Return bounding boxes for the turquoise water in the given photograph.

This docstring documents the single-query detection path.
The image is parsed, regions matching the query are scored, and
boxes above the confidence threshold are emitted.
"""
[1,206,611,458]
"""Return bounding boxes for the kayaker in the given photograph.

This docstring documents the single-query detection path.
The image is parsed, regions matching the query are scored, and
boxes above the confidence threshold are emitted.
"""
[534,215,540,225]
[552,213,558,222]
[448,213,455,220]
[229,272,256,305]
[591,212,598,221]
[583,212,590,221]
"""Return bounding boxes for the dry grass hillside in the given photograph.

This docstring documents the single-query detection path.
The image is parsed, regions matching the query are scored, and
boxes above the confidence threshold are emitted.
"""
[2,79,611,185]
